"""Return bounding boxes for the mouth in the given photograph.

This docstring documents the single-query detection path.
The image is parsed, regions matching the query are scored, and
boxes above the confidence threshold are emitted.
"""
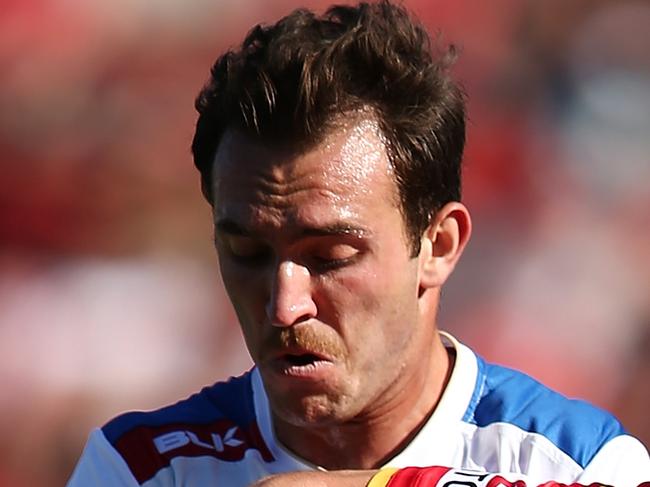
[271,351,335,378]
[284,353,324,366]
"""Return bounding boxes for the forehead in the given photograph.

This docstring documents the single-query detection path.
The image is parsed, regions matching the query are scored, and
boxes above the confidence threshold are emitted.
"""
[211,118,398,228]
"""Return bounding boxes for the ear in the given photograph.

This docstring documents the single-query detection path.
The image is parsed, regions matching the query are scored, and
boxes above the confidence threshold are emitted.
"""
[418,202,472,289]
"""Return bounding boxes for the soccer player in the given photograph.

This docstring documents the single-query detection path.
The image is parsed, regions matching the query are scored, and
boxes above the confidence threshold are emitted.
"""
[67,1,650,486]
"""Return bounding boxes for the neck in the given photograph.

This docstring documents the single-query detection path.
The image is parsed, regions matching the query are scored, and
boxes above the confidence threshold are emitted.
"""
[272,333,454,470]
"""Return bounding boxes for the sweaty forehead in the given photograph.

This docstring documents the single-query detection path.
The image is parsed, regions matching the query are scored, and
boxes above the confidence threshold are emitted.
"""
[211,119,396,211]
[320,118,394,192]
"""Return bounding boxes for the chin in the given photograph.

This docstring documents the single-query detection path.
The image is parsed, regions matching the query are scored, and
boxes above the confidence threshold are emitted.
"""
[272,392,352,428]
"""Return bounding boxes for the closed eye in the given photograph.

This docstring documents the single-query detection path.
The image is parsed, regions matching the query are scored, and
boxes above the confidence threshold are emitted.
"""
[220,235,271,265]
[309,244,360,272]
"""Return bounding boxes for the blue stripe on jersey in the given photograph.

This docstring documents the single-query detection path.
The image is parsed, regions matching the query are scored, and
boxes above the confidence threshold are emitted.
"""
[103,371,256,445]
[463,356,625,468]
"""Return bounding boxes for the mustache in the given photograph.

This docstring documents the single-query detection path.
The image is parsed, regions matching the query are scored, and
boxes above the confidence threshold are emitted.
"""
[262,326,347,361]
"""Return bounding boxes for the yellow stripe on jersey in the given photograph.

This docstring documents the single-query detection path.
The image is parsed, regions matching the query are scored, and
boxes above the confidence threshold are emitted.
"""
[367,468,399,487]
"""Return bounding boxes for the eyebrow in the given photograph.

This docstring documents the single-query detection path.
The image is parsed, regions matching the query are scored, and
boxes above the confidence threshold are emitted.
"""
[215,218,371,239]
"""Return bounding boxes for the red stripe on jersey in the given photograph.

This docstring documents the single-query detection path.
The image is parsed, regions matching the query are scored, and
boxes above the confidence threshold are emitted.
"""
[486,475,527,487]
[539,483,614,487]
[113,420,274,484]
[387,466,452,486]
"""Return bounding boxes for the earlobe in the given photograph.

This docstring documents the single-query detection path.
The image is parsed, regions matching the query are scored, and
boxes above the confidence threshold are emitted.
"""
[418,202,472,289]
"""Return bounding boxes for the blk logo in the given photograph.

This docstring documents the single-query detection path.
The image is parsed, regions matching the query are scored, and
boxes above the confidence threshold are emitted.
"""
[154,427,244,454]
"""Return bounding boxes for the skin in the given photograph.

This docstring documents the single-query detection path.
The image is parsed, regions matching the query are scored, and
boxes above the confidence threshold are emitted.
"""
[212,117,471,470]
[249,470,376,487]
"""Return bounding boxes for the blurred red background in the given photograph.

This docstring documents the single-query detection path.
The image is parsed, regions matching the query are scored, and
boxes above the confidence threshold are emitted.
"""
[1,1,649,485]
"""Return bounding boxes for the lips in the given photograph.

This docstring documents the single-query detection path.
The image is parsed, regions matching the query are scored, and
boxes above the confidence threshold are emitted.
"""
[268,347,336,378]
[260,327,344,380]
[274,346,333,365]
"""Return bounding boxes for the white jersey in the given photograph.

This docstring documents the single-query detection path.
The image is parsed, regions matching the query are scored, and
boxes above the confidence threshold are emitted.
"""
[67,334,650,486]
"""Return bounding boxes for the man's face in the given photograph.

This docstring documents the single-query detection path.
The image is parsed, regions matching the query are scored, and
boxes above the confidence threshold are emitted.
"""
[212,119,435,427]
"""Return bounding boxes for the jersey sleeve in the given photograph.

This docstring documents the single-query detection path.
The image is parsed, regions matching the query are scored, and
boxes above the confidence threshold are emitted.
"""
[574,434,650,487]
[66,428,140,487]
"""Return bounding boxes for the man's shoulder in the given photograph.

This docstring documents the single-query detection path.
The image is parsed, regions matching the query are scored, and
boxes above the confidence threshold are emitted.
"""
[103,371,255,440]
[467,357,626,467]
[98,370,274,484]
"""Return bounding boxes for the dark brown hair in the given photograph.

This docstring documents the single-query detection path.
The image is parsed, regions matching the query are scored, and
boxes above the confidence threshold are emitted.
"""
[192,0,466,255]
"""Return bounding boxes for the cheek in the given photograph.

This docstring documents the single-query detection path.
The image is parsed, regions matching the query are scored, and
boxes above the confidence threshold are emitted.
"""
[331,252,417,303]
[319,261,416,338]
[218,264,267,351]
[219,258,265,309]
[317,269,380,319]
[335,260,419,344]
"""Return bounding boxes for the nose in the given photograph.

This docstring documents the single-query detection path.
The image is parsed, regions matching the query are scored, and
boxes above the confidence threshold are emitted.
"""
[265,261,317,327]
